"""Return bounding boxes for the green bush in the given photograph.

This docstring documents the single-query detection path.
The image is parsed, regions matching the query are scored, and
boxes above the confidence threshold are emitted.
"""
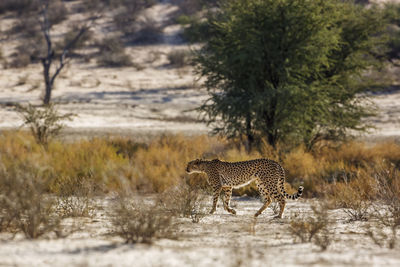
[195,0,387,150]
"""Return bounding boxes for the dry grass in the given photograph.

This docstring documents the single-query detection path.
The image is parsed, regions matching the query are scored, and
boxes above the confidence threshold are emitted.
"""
[289,204,331,251]
[167,50,192,68]
[110,196,175,244]
[159,177,208,223]
[1,130,399,205]
[365,164,400,249]
[132,134,217,192]
[0,131,131,194]
[0,162,62,239]
[326,173,375,221]
[54,176,95,218]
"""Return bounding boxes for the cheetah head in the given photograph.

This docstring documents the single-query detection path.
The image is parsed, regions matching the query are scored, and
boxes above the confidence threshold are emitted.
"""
[186,159,205,174]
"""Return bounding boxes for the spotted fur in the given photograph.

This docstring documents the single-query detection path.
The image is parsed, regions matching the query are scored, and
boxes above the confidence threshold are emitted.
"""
[186,158,303,218]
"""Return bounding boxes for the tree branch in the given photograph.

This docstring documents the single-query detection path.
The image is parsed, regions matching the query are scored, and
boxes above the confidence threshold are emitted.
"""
[39,1,52,63]
[50,27,88,86]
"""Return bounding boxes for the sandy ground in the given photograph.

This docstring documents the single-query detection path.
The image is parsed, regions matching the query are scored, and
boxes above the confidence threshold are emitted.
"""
[0,0,209,136]
[0,197,399,267]
[0,2,400,265]
[1,1,400,139]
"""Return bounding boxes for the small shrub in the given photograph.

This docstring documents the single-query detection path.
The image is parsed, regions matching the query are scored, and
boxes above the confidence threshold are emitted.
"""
[343,201,370,222]
[0,0,36,14]
[7,34,46,68]
[47,1,68,25]
[97,52,133,67]
[7,52,31,68]
[366,205,399,249]
[131,17,162,44]
[365,165,400,249]
[97,37,132,67]
[182,18,210,43]
[176,15,192,25]
[160,178,207,223]
[112,0,157,36]
[110,197,175,244]
[0,163,62,239]
[56,196,94,218]
[167,50,191,68]
[55,176,95,218]
[289,204,331,251]
[16,104,75,146]
[327,175,374,221]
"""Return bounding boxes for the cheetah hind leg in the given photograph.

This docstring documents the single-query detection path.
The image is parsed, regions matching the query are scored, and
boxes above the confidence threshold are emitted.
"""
[222,187,236,215]
[254,195,272,217]
[274,196,286,219]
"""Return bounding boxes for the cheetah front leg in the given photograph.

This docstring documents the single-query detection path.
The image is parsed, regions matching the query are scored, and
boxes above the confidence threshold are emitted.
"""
[222,187,236,215]
[210,187,222,214]
[275,196,286,219]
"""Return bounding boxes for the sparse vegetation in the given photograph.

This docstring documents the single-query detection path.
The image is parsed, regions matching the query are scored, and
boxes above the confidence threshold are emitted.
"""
[3,0,94,104]
[160,178,208,223]
[16,104,75,146]
[167,49,191,68]
[0,162,62,239]
[0,131,399,200]
[0,0,36,15]
[365,164,400,249]
[326,170,375,221]
[110,197,175,244]
[112,0,156,38]
[97,37,133,67]
[1,0,400,264]
[55,175,95,218]
[0,129,399,262]
[289,204,331,251]
[131,17,162,44]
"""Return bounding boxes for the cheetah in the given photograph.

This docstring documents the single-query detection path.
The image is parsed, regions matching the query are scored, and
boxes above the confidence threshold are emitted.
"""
[186,158,303,218]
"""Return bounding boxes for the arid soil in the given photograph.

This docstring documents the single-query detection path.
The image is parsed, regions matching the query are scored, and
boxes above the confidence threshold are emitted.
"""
[1,197,399,267]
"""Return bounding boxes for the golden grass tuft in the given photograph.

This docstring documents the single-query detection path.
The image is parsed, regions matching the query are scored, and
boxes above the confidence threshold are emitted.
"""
[133,134,216,192]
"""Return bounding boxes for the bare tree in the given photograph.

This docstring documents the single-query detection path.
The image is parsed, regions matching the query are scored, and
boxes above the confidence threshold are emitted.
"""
[38,0,96,105]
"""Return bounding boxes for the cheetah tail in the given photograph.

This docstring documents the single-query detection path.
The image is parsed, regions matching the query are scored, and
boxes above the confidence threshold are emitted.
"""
[283,186,304,200]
